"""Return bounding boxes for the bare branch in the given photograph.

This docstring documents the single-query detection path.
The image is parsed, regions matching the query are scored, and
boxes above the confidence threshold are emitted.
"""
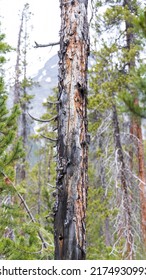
[27,111,58,123]
[47,182,56,189]
[34,41,60,48]
[48,182,61,191]
[48,100,60,105]
[40,134,58,142]
[89,0,95,26]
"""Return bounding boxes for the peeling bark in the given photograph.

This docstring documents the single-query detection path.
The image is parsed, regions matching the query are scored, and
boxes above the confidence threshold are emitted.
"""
[54,0,89,260]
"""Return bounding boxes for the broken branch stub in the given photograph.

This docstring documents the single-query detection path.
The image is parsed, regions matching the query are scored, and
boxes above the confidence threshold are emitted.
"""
[34,41,60,48]
[27,111,58,123]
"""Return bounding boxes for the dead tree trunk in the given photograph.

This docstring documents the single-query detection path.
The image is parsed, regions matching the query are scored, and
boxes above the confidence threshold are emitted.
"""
[14,10,24,105]
[99,134,111,246]
[14,5,27,184]
[54,0,89,260]
[20,13,28,183]
[112,103,133,259]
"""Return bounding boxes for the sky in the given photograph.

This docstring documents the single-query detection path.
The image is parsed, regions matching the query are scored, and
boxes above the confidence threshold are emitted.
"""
[0,0,60,76]
[0,0,93,80]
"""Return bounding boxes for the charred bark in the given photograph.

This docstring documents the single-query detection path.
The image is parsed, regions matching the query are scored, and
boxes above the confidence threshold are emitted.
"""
[54,0,89,260]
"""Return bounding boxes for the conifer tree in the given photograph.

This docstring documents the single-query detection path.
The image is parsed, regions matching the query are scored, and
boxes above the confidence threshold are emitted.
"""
[27,92,58,257]
[0,25,23,251]
[0,15,50,261]
[88,0,146,259]
[0,27,23,182]
[14,3,34,185]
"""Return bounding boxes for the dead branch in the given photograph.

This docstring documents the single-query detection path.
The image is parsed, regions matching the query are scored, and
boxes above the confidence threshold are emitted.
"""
[89,0,95,26]
[0,171,48,249]
[47,182,56,189]
[27,111,58,123]
[47,183,61,191]
[40,134,58,142]
[34,41,60,48]
[48,100,60,105]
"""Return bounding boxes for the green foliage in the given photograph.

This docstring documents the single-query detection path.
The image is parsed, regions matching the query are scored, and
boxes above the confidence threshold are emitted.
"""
[0,3,57,259]
[2,0,146,260]
[86,185,118,259]
[0,27,23,173]
[134,9,146,37]
[0,32,12,65]
[0,22,53,260]
[87,0,146,260]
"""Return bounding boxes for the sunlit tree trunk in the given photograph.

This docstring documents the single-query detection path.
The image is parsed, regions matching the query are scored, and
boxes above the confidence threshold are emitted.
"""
[54,0,89,260]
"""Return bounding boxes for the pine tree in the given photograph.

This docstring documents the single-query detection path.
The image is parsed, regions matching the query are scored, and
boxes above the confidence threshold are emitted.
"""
[0,26,23,186]
[14,3,34,185]
[0,17,51,261]
[0,25,24,255]
[88,0,146,259]
[26,92,58,259]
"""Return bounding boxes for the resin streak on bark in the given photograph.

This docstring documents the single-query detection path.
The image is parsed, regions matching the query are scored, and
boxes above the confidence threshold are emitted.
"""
[54,0,89,260]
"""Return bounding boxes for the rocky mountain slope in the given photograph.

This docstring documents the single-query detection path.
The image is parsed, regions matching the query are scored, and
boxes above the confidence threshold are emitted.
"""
[30,54,58,117]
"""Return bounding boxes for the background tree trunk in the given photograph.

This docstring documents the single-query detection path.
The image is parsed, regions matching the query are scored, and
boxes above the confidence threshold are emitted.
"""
[124,0,146,247]
[112,103,133,259]
[136,120,146,247]
[54,0,89,260]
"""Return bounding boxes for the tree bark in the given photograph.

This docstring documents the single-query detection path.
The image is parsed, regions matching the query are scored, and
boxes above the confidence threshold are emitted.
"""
[136,120,146,246]
[124,0,146,247]
[54,0,89,260]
